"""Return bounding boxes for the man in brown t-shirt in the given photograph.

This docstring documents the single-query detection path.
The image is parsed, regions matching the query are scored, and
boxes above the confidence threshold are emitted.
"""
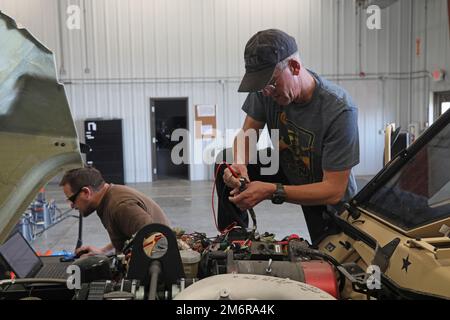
[59,167,170,256]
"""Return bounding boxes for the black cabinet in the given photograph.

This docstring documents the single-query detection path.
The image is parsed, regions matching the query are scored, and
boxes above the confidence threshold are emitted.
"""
[84,119,125,185]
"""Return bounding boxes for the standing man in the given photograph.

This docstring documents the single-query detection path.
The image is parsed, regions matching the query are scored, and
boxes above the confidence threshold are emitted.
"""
[60,166,170,256]
[216,29,359,244]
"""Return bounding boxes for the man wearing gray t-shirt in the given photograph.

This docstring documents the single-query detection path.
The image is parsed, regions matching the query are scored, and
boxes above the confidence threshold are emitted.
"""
[215,29,360,244]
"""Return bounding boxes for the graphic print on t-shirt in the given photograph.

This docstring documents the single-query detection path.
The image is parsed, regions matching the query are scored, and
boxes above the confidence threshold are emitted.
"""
[277,112,315,183]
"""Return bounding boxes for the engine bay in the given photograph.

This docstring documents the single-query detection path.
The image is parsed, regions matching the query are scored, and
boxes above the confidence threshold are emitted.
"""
[0,218,388,301]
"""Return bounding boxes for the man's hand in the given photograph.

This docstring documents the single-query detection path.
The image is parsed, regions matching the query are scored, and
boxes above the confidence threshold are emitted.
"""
[223,164,249,190]
[229,181,276,211]
[75,245,105,258]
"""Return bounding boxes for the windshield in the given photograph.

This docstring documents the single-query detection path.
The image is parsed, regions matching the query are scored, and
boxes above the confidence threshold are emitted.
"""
[361,120,450,230]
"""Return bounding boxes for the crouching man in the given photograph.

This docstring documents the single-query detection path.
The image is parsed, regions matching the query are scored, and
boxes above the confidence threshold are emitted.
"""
[60,166,170,257]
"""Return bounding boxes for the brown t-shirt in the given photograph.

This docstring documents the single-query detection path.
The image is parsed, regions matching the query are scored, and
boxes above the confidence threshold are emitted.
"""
[96,184,171,252]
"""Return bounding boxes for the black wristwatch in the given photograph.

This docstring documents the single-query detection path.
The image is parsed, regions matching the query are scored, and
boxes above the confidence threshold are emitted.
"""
[271,183,286,205]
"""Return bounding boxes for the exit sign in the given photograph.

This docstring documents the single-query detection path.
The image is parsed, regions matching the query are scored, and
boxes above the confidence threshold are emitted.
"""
[432,69,445,82]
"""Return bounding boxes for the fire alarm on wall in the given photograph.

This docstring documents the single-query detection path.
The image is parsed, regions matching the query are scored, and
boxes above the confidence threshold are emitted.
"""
[432,69,446,82]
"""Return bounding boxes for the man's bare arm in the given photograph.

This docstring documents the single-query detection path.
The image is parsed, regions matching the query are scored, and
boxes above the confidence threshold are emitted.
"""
[229,169,351,210]
[233,115,265,165]
[223,116,265,189]
[283,169,351,206]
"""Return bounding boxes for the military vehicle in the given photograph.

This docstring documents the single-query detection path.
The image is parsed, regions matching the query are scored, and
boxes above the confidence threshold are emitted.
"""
[1,11,449,300]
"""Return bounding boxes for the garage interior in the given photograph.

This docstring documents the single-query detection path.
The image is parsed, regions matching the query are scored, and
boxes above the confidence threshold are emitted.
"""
[1,0,450,301]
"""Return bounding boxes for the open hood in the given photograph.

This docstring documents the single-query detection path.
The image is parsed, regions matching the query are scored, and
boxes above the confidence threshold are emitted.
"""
[0,12,83,243]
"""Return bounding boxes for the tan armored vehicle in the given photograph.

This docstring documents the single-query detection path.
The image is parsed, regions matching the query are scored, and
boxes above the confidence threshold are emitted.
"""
[1,10,449,300]
[317,110,450,299]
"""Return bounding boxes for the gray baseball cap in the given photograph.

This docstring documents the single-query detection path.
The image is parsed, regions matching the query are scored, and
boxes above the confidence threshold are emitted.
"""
[238,29,298,92]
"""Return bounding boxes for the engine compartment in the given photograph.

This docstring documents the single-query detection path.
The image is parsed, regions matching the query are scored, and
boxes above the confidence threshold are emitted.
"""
[0,220,382,300]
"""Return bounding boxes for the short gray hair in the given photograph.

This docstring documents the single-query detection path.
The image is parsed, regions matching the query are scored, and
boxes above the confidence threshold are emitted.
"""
[275,51,301,71]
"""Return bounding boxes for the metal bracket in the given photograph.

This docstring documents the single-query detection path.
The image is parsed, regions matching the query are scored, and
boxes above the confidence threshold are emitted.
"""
[337,263,376,296]
[371,238,400,273]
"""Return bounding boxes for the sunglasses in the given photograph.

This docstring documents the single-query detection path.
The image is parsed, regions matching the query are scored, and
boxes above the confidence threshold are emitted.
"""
[67,186,86,203]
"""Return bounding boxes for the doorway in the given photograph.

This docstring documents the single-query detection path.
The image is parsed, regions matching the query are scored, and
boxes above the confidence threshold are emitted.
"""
[434,91,450,119]
[150,98,189,181]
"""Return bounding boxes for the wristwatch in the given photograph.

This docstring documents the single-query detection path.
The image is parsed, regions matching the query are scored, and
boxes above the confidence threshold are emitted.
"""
[271,183,287,205]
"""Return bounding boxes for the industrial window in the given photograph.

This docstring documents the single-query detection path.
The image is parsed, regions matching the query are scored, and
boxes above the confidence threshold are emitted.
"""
[434,91,450,119]
[442,102,450,115]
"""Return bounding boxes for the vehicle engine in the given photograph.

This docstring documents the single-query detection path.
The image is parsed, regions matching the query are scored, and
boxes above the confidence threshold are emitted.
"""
[67,223,347,300]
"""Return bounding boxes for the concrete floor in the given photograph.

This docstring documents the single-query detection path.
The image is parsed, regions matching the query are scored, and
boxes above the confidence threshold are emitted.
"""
[31,177,373,253]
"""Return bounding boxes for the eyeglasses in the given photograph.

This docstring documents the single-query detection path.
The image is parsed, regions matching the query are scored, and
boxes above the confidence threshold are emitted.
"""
[260,68,284,96]
[259,60,292,96]
[67,187,86,203]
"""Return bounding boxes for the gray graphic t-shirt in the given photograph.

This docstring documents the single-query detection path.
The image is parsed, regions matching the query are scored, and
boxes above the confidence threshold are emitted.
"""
[242,70,360,204]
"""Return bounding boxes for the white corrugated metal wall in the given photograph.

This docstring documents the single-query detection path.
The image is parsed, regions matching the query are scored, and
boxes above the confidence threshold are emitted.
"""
[1,0,449,182]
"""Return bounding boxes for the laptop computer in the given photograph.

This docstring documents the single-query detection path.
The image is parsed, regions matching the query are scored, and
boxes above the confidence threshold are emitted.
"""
[0,232,70,279]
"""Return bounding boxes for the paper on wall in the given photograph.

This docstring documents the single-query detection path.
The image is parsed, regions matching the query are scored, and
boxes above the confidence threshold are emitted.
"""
[201,124,214,136]
[197,105,216,117]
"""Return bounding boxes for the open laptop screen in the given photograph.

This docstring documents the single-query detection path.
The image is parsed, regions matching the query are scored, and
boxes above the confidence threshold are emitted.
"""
[0,232,42,278]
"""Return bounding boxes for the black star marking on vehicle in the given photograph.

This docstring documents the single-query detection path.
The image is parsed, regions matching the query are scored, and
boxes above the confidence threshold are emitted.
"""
[402,255,412,272]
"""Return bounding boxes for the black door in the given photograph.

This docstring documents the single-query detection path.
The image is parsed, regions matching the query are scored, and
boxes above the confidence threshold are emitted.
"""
[150,99,189,180]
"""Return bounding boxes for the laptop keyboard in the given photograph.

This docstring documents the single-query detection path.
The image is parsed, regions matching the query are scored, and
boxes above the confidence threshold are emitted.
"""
[35,263,69,279]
